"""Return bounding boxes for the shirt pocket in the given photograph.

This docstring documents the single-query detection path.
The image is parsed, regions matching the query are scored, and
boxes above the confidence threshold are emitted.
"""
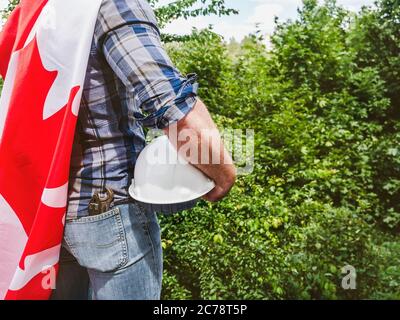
[63,207,128,273]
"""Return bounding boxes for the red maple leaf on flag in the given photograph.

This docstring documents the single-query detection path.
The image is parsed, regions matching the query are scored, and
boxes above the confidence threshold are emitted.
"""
[0,0,48,77]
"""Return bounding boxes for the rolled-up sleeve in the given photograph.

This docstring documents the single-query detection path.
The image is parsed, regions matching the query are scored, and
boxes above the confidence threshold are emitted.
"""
[102,23,198,129]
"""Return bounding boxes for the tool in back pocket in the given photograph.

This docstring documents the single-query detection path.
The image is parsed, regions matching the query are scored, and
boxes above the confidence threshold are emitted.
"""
[88,187,114,216]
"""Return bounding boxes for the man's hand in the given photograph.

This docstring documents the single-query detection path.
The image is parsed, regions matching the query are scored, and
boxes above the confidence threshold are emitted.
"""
[164,99,237,202]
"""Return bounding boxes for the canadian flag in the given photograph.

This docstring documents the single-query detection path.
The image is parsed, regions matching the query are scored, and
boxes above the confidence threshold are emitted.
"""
[0,0,102,299]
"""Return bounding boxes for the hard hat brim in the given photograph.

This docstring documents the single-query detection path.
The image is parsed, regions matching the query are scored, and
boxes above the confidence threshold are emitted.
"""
[128,178,215,205]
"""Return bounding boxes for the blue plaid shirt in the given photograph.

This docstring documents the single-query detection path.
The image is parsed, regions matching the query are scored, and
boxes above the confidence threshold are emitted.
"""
[66,0,198,219]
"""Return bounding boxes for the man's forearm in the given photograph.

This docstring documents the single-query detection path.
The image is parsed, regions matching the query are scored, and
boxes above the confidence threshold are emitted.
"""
[164,99,237,202]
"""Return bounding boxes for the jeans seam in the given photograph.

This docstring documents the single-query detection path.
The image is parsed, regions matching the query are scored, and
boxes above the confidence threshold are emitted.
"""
[66,207,119,224]
[114,208,128,268]
[63,235,79,259]
[135,206,160,287]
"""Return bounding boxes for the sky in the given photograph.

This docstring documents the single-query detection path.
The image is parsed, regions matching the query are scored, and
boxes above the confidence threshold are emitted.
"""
[1,0,377,41]
[0,0,5,11]
[159,0,376,42]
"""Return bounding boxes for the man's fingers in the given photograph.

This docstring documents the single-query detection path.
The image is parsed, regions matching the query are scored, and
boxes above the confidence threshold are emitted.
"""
[202,186,227,202]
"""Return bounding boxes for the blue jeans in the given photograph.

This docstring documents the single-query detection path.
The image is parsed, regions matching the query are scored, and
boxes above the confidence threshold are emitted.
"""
[51,202,163,300]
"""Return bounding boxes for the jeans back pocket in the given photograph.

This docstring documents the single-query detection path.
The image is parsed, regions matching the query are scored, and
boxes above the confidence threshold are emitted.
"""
[63,207,128,273]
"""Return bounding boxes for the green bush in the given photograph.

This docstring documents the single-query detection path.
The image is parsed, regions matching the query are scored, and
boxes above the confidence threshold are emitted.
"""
[161,0,400,299]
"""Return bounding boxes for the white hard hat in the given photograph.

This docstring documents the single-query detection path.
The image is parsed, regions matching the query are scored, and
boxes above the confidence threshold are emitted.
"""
[129,135,215,214]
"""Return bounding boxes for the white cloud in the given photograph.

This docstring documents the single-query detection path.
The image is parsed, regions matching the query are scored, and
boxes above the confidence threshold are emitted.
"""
[246,0,300,33]
[162,0,289,42]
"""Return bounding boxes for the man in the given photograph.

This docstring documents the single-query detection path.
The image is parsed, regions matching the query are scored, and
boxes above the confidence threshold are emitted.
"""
[51,0,236,300]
